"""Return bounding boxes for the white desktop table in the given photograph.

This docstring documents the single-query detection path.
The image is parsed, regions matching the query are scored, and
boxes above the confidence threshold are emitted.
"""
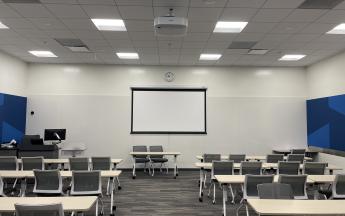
[196,155,313,161]
[130,152,181,178]
[0,196,97,214]
[248,199,345,215]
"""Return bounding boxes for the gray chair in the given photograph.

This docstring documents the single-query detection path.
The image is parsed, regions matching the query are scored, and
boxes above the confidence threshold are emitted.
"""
[287,154,305,163]
[278,174,308,199]
[303,162,327,175]
[0,176,5,197]
[240,161,262,175]
[91,157,121,192]
[208,161,234,204]
[71,171,103,215]
[69,157,89,171]
[229,154,246,163]
[291,149,306,155]
[15,203,64,216]
[238,175,274,216]
[21,157,44,170]
[266,154,284,163]
[0,156,19,191]
[149,146,168,176]
[33,170,63,195]
[203,154,221,188]
[258,183,293,199]
[332,174,345,199]
[132,146,150,178]
[277,161,300,175]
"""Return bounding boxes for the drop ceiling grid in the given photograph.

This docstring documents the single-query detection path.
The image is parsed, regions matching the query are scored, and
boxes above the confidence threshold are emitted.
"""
[0,0,344,66]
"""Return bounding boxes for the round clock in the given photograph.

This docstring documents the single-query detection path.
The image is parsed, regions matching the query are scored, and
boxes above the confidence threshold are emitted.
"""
[164,71,175,82]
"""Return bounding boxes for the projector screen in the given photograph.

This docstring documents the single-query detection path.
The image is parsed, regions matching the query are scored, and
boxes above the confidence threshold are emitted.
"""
[131,88,207,134]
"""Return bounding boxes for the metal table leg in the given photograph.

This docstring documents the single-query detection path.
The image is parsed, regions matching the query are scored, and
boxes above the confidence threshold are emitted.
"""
[110,177,116,216]
[199,168,204,202]
[174,155,178,178]
[222,184,228,216]
[132,156,136,179]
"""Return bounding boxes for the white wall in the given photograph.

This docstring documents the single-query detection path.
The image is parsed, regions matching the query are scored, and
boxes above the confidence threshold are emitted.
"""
[25,64,308,168]
[0,51,27,96]
[307,51,345,170]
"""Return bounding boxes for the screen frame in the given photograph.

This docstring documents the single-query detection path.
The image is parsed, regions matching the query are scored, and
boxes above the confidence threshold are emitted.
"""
[131,87,207,134]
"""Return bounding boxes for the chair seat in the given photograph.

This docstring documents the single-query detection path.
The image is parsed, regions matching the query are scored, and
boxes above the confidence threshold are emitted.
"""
[151,158,168,163]
[135,158,150,163]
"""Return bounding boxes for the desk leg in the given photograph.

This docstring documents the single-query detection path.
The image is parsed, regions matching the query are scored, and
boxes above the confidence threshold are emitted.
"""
[330,169,334,175]
[20,178,26,197]
[110,177,116,216]
[199,168,204,202]
[61,163,65,171]
[222,184,228,216]
[174,155,178,178]
[113,163,122,190]
[132,156,136,179]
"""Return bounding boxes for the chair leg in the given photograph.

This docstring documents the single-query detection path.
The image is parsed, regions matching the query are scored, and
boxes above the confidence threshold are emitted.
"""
[151,163,155,176]
[213,183,216,204]
[166,163,169,173]
[95,199,98,216]
[160,163,163,172]
[208,182,212,197]
[203,173,207,189]
[229,185,235,204]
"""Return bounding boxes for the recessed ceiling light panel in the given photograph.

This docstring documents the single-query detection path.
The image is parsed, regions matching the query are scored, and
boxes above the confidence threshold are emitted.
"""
[29,50,58,58]
[214,21,248,33]
[327,23,345,34]
[0,22,9,29]
[91,19,127,31]
[116,52,139,59]
[200,54,222,60]
[279,54,306,61]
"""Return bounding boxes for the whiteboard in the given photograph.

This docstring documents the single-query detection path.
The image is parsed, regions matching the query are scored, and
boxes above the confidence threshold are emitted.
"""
[131,88,207,134]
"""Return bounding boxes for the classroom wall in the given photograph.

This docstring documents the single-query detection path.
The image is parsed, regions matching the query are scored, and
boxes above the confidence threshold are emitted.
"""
[307,51,345,171]
[0,51,27,96]
[25,64,308,168]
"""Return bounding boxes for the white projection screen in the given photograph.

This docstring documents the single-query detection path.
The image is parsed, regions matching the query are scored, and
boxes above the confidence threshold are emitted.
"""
[131,88,207,134]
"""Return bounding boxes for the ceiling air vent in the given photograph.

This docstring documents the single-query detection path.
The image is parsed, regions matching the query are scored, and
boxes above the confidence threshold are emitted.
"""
[298,0,344,9]
[228,41,257,49]
[55,38,90,53]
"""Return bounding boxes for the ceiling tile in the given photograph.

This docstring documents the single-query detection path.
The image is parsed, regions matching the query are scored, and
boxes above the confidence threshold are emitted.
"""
[284,9,328,22]
[188,21,215,32]
[125,20,153,32]
[153,0,189,7]
[45,4,88,18]
[0,3,21,18]
[182,41,205,48]
[118,6,154,20]
[252,9,293,22]
[263,0,305,8]
[115,0,152,6]
[82,5,121,19]
[153,7,188,17]
[1,18,36,29]
[220,8,258,21]
[29,18,67,30]
[227,0,266,8]
[129,31,156,41]
[270,22,308,34]
[78,0,115,5]
[243,22,278,33]
[184,32,210,41]
[61,19,96,30]
[187,7,223,21]
[9,3,54,18]
[235,33,265,41]
[101,31,129,40]
[72,30,104,39]
[190,0,228,7]
[316,10,345,23]
[299,23,336,33]
[132,40,157,48]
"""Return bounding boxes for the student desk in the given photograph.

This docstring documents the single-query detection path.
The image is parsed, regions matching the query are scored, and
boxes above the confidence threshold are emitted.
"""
[247,199,345,215]
[215,175,315,216]
[129,152,181,178]
[196,155,313,161]
[0,196,97,214]
[0,170,121,216]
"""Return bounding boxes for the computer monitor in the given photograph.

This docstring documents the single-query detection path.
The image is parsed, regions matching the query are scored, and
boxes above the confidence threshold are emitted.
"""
[44,129,66,141]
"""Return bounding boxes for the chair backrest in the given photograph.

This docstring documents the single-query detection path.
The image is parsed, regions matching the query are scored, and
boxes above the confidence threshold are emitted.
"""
[71,171,101,195]
[291,149,306,155]
[91,157,111,170]
[240,161,262,175]
[0,176,4,196]
[149,146,163,158]
[243,175,274,199]
[277,161,300,175]
[0,156,18,170]
[21,135,40,146]
[15,203,64,216]
[303,162,327,175]
[287,154,304,163]
[203,154,221,163]
[69,157,89,171]
[21,157,44,170]
[332,174,345,198]
[257,183,293,199]
[266,154,284,163]
[133,146,148,158]
[212,161,233,177]
[229,154,246,163]
[33,170,62,194]
[278,174,308,199]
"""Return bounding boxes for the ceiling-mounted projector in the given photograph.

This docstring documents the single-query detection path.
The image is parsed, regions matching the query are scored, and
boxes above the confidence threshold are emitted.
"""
[154,9,188,37]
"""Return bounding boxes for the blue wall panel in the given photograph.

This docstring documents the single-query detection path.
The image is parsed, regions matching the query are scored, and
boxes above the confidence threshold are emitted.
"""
[0,93,27,143]
[307,94,345,151]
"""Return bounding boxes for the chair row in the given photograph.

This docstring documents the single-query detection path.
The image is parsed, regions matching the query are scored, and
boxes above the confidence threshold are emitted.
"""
[0,170,105,215]
[204,153,307,163]
[0,156,115,171]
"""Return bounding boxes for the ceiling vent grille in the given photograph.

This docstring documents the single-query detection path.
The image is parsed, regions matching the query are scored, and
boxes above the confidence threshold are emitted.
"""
[55,38,90,52]
[298,0,344,9]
